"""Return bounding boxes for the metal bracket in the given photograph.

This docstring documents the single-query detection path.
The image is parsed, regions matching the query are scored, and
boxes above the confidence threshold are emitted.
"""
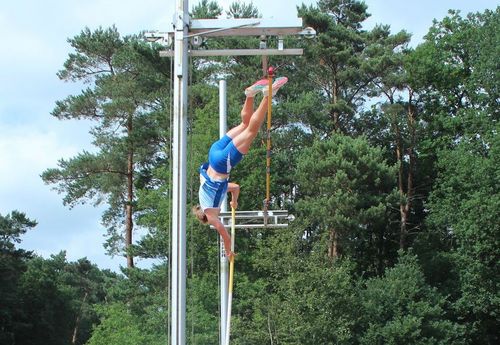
[188,18,303,37]
[152,16,312,55]
[185,20,261,38]
[211,210,294,230]
[160,48,302,57]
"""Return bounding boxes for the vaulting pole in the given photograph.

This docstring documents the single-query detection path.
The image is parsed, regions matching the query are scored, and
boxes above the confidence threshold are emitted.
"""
[171,0,189,344]
[263,67,274,225]
[224,207,236,345]
[265,67,274,203]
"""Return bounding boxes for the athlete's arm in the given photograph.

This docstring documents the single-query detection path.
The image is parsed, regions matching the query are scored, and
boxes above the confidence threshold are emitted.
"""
[205,209,235,259]
[227,182,240,209]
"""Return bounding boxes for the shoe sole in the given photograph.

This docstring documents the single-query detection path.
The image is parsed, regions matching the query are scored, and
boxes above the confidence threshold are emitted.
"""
[245,78,268,95]
[272,77,288,90]
[263,76,288,96]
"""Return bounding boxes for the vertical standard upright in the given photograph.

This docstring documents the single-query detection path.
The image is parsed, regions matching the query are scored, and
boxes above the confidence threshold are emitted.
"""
[171,0,188,344]
[218,80,229,343]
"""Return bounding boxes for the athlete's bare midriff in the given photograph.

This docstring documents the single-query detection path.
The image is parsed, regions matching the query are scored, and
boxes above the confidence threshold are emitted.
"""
[207,165,229,181]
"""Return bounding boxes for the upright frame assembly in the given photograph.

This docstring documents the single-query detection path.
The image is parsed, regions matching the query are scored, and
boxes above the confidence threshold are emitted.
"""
[160,1,312,343]
[218,80,229,343]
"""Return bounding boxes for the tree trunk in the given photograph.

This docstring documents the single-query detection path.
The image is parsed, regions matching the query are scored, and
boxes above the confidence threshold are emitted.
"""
[394,111,408,250]
[397,91,417,250]
[126,114,134,268]
[332,78,340,131]
[402,95,416,249]
[378,227,385,274]
[328,228,339,258]
[267,312,274,345]
[71,291,88,345]
[397,141,407,250]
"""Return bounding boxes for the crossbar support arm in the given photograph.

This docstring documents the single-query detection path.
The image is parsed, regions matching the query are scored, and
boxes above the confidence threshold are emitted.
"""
[160,48,303,57]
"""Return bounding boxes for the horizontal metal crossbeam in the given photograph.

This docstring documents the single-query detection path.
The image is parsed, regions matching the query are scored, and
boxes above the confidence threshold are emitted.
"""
[189,18,303,37]
[210,210,293,230]
[160,48,303,57]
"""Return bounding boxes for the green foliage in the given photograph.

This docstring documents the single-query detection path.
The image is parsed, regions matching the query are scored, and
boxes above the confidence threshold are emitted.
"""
[1,220,118,345]
[42,26,172,264]
[134,164,171,259]
[14,254,74,345]
[86,303,152,345]
[295,133,397,272]
[226,1,260,18]
[411,9,499,343]
[272,259,358,345]
[0,211,37,248]
[426,132,500,344]
[296,0,409,134]
[187,273,220,344]
[358,252,464,345]
[0,211,37,345]
[191,0,222,19]
[409,8,499,152]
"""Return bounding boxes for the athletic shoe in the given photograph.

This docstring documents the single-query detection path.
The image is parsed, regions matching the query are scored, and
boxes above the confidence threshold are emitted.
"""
[244,78,268,97]
[262,77,288,96]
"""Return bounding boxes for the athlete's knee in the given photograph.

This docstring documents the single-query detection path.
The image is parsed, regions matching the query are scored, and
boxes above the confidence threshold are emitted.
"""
[243,126,259,139]
[248,116,265,131]
[240,110,252,124]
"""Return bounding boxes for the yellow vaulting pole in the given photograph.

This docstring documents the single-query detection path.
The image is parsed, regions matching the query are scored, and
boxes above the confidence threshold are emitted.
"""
[264,67,274,225]
[224,206,236,345]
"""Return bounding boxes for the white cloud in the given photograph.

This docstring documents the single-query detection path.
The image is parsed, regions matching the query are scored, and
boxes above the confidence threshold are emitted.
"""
[65,0,173,35]
[0,124,76,187]
[20,209,125,272]
[0,6,64,70]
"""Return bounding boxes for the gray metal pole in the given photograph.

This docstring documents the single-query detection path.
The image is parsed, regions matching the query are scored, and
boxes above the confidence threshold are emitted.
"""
[218,80,228,345]
[171,0,188,344]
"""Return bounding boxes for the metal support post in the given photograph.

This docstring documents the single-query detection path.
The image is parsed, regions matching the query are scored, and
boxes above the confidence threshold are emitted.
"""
[171,0,189,344]
[218,80,229,345]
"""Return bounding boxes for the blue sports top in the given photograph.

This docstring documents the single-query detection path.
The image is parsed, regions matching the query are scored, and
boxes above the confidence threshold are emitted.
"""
[199,163,228,211]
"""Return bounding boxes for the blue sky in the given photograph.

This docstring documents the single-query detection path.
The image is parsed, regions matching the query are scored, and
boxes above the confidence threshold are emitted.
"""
[0,0,495,272]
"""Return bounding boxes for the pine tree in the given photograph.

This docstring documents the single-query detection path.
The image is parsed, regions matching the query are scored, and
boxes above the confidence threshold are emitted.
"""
[42,27,171,267]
